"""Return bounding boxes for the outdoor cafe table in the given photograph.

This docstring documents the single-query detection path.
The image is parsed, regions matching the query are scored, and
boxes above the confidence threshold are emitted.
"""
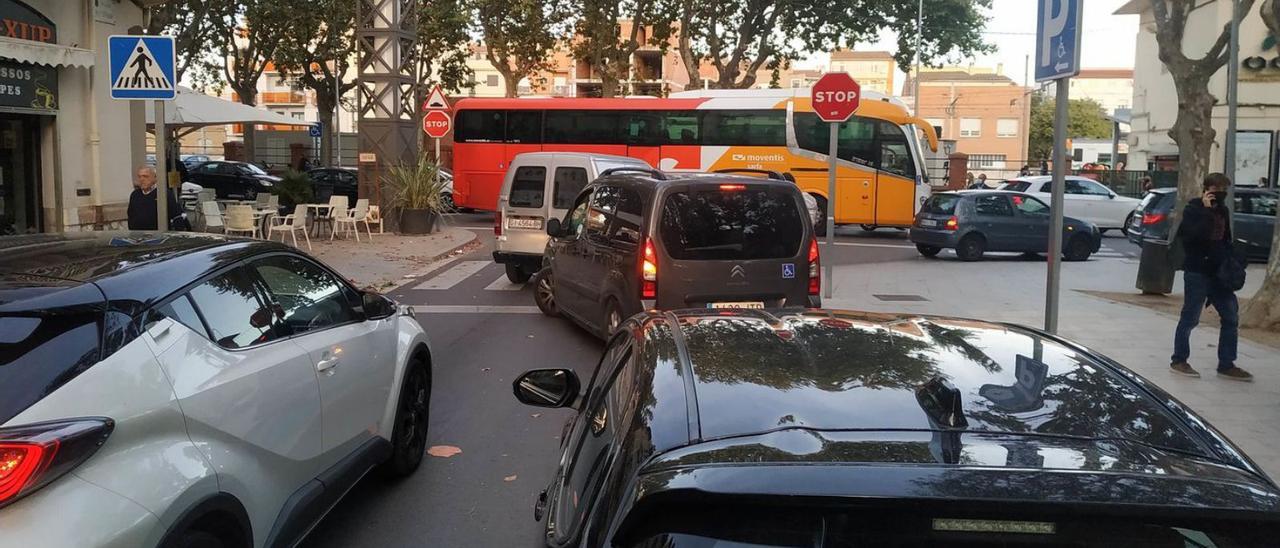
[302,203,338,237]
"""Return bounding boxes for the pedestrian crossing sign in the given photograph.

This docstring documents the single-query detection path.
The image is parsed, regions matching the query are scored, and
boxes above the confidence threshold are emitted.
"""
[108,35,176,100]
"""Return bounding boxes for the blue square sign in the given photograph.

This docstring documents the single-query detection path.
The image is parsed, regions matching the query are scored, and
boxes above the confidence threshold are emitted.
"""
[782,263,796,279]
[109,35,177,100]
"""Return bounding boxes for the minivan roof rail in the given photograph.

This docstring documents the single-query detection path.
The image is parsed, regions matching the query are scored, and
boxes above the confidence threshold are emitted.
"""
[713,168,785,181]
[600,167,668,180]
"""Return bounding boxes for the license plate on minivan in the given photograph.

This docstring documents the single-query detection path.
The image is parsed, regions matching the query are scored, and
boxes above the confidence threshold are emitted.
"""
[708,301,765,309]
[919,219,938,227]
[507,217,542,230]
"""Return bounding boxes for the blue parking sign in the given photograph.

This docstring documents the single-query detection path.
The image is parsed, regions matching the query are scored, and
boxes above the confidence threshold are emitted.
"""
[109,35,176,100]
[1034,0,1083,82]
[309,123,323,138]
[782,263,796,279]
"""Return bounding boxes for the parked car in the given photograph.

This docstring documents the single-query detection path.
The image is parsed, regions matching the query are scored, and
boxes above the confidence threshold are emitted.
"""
[180,154,212,170]
[535,169,819,338]
[187,160,281,200]
[494,152,649,283]
[0,233,433,547]
[999,175,1141,233]
[513,308,1280,547]
[1129,187,1276,261]
[910,190,1101,261]
[308,167,360,203]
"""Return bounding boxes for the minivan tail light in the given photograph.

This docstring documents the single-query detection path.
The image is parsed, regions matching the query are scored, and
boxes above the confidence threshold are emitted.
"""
[641,239,657,299]
[0,418,113,509]
[944,216,959,230]
[1142,212,1165,225]
[808,238,820,296]
[494,210,503,236]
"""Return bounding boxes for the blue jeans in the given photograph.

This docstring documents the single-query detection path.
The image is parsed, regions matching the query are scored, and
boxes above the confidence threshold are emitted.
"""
[1172,271,1239,371]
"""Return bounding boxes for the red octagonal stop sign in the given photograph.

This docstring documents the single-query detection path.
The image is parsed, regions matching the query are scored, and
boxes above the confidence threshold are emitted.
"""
[811,73,861,123]
[423,110,451,138]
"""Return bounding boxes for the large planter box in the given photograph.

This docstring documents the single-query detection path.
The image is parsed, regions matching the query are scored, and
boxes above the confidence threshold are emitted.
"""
[399,208,438,234]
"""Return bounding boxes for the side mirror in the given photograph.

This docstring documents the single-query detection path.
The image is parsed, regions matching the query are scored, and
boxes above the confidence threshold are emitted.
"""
[546,218,562,238]
[513,368,580,408]
[1108,193,1116,199]
[363,291,397,320]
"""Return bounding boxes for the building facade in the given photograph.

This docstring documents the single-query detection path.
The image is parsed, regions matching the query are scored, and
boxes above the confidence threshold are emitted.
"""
[1066,68,1134,116]
[1119,0,1280,186]
[828,50,895,95]
[0,0,155,234]
[903,67,1031,179]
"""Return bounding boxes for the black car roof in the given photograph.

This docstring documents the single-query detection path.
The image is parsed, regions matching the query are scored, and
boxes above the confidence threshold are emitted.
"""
[0,232,293,315]
[593,172,801,193]
[629,308,1270,483]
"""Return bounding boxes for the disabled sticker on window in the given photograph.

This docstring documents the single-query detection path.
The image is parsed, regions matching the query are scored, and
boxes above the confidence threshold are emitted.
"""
[782,263,796,279]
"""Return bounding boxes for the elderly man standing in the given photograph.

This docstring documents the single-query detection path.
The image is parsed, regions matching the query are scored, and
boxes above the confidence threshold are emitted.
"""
[127,165,180,230]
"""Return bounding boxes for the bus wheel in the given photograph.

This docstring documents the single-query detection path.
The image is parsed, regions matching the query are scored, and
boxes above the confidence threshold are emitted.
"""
[860,224,877,232]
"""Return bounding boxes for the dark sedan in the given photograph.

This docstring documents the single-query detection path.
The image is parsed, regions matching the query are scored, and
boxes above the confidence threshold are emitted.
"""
[513,309,1280,547]
[187,160,281,200]
[307,167,359,203]
[1131,187,1276,261]
[911,190,1101,261]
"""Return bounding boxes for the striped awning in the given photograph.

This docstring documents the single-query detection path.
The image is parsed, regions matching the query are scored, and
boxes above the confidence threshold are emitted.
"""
[0,36,95,69]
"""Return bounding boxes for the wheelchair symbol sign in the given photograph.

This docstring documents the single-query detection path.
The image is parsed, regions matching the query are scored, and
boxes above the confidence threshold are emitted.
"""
[782,263,796,279]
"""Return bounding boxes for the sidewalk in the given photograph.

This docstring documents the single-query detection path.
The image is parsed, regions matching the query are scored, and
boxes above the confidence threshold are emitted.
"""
[825,252,1280,478]
[307,227,477,290]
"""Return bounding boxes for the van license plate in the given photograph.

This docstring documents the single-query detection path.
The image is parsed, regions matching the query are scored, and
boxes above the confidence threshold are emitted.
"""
[508,218,542,230]
[919,219,937,227]
[708,301,765,309]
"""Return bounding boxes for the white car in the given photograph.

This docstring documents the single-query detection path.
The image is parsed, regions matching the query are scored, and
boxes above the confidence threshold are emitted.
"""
[999,175,1142,233]
[0,233,433,547]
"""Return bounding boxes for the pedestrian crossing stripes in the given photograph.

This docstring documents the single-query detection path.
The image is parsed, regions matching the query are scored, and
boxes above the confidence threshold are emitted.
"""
[484,274,528,291]
[413,260,490,290]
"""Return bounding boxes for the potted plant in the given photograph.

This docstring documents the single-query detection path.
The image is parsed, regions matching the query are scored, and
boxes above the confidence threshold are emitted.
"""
[275,170,314,210]
[384,158,450,234]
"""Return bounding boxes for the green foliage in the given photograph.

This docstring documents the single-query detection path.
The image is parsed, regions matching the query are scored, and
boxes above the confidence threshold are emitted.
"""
[417,0,474,94]
[384,159,452,212]
[1027,93,1113,162]
[146,1,237,89]
[673,0,995,89]
[473,0,570,97]
[573,0,675,97]
[275,170,314,208]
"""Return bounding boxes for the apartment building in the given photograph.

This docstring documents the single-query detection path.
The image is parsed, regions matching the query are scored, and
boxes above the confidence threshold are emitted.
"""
[903,67,1031,178]
[828,50,895,94]
[1119,0,1279,185]
[1066,68,1134,116]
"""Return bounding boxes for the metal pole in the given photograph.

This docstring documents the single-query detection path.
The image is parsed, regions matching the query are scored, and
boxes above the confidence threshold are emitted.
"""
[824,121,837,299]
[434,138,441,171]
[1046,78,1069,333]
[1225,0,1240,229]
[335,70,342,168]
[156,100,168,232]
[913,0,923,114]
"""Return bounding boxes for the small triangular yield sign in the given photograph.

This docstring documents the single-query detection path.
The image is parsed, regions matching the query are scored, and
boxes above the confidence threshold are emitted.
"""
[423,85,449,111]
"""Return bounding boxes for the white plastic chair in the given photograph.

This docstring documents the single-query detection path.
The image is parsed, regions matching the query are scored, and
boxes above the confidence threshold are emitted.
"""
[332,200,365,241]
[224,205,259,238]
[200,201,224,233]
[269,204,312,251]
[352,199,374,238]
[365,205,384,234]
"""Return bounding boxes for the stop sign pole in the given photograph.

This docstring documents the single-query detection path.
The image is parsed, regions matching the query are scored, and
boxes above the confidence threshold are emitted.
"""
[811,73,861,299]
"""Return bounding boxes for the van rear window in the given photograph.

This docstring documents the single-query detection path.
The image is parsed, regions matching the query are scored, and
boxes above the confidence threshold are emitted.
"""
[922,195,961,214]
[509,166,546,208]
[660,188,804,261]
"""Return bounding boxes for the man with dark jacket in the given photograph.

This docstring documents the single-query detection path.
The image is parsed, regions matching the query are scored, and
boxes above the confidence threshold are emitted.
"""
[1171,173,1252,381]
[127,166,181,231]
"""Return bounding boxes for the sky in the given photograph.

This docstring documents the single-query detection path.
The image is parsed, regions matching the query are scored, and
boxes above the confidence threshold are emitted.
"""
[798,0,1140,94]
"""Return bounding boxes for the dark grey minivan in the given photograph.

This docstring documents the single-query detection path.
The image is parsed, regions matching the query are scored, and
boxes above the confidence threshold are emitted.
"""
[534,168,819,338]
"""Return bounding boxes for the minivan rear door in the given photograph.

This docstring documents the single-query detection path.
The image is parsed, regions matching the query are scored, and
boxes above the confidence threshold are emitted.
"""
[502,164,551,247]
[655,183,810,308]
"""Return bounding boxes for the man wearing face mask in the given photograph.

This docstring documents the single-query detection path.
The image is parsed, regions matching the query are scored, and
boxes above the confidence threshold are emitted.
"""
[1170,173,1252,381]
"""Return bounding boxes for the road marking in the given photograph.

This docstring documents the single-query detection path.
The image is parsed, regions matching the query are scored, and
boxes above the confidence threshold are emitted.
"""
[417,305,542,314]
[414,260,490,290]
[484,274,527,291]
[388,256,460,291]
[829,241,916,249]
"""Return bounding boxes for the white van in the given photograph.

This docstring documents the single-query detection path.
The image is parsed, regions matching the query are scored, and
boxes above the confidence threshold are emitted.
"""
[493,152,649,283]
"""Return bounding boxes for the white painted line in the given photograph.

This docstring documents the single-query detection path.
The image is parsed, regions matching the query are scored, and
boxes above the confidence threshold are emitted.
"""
[829,241,916,249]
[413,260,490,290]
[417,305,542,314]
[453,225,493,230]
[387,256,459,291]
[484,274,527,291]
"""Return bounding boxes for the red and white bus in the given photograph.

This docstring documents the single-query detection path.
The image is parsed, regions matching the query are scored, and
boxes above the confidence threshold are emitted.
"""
[451,89,939,228]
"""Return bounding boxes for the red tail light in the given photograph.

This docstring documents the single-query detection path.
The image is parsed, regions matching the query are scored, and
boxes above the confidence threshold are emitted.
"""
[1142,212,1165,225]
[494,210,503,236]
[718,184,746,191]
[808,238,820,296]
[641,239,657,299]
[944,216,959,231]
[0,419,112,509]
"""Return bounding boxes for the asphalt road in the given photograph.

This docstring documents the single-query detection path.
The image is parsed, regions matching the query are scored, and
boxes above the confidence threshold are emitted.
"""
[301,212,1141,547]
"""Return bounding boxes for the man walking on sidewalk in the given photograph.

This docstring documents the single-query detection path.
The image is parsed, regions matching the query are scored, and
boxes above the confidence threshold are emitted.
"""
[1171,173,1252,381]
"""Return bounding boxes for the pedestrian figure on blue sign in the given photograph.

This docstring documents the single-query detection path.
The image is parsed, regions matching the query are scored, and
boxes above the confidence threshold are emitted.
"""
[130,46,155,88]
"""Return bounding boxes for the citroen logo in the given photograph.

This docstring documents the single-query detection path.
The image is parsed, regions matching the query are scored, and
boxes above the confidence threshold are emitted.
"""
[730,265,746,279]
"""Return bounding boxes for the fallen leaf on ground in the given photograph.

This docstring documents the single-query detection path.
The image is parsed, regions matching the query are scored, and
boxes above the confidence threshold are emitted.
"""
[504,475,518,482]
[531,413,542,418]
[527,335,535,339]
[427,445,462,458]
[482,367,491,372]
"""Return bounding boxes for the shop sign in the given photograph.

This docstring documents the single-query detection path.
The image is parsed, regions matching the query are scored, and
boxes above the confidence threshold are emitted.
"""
[1,0,56,43]
[0,1,57,112]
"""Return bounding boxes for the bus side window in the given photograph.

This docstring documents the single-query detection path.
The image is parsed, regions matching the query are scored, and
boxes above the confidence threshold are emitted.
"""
[456,110,505,143]
[877,122,915,178]
[664,112,699,144]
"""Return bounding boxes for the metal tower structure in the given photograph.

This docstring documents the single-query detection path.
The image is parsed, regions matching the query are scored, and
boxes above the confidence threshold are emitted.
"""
[356,0,417,215]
